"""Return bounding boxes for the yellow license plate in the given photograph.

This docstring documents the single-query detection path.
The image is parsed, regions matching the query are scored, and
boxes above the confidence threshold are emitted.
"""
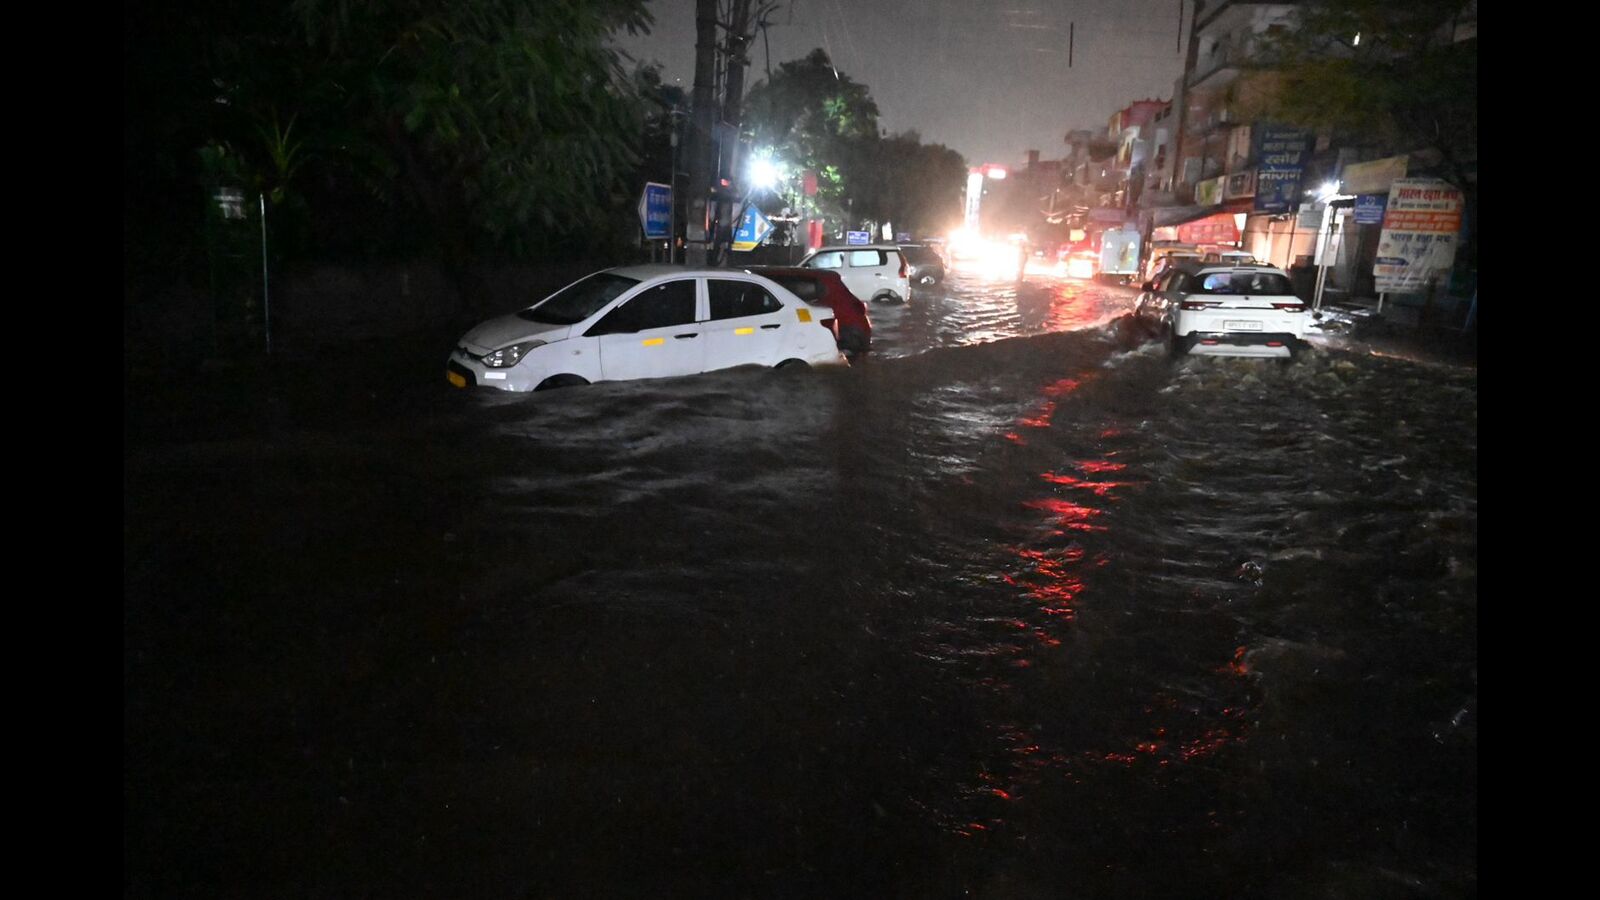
[446,370,467,388]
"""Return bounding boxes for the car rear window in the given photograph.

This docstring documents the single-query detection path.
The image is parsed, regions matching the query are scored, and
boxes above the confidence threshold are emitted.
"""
[764,275,826,303]
[708,279,784,320]
[847,250,885,267]
[1190,271,1294,295]
[901,246,937,263]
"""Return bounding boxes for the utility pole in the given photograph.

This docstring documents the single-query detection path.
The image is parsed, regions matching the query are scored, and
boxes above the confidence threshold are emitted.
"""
[686,0,720,266]
[1170,1,1204,201]
[710,0,756,265]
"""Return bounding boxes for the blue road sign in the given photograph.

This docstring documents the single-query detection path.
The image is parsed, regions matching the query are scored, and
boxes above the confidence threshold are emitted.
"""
[1353,193,1387,226]
[846,230,870,245]
[638,182,672,239]
[732,206,773,251]
[895,232,911,243]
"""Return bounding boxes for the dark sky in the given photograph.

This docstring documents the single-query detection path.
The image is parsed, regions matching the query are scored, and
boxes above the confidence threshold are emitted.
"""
[616,0,1190,167]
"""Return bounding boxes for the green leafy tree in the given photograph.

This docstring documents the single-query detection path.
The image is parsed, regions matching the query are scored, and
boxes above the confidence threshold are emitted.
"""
[127,0,657,279]
[1249,0,1476,287]
[846,131,967,238]
[742,49,882,230]
[1253,0,1476,187]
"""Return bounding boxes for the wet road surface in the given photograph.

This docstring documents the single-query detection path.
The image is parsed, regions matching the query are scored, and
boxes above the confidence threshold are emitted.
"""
[126,268,1476,898]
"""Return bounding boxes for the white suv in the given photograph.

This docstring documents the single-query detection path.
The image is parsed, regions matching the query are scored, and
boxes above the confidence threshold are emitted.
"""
[1136,261,1310,358]
[799,244,911,304]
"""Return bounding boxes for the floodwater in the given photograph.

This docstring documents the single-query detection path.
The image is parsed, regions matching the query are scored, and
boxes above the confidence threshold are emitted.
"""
[125,268,1477,898]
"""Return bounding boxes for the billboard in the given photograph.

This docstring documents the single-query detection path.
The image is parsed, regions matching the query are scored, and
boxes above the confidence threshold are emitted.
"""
[1373,178,1463,293]
[1252,125,1310,214]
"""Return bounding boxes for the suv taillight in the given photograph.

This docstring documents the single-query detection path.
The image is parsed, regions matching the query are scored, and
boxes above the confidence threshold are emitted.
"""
[1271,302,1306,311]
[1179,300,1222,310]
[898,255,908,279]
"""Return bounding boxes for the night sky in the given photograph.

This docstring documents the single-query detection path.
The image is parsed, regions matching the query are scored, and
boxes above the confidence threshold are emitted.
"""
[617,0,1191,167]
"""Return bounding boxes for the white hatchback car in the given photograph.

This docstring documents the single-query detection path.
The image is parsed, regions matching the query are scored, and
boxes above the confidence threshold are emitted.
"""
[799,244,911,304]
[1135,261,1310,358]
[446,265,848,391]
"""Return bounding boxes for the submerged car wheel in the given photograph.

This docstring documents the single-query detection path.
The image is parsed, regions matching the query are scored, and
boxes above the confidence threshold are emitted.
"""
[837,325,870,354]
[1165,323,1186,358]
[775,358,810,371]
[873,291,904,305]
[534,374,589,391]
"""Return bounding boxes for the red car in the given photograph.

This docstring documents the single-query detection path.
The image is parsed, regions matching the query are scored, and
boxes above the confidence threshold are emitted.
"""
[748,266,873,353]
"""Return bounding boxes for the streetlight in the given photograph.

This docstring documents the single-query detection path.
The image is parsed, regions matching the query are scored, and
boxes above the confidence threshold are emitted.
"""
[748,151,785,192]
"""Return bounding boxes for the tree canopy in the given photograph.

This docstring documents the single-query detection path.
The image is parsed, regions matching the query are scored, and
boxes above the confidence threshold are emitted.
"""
[741,49,965,237]
[1252,0,1477,187]
[126,0,658,279]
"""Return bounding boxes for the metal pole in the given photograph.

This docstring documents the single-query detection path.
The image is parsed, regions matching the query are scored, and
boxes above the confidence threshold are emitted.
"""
[1376,291,1386,315]
[670,116,679,265]
[259,193,271,355]
[1312,206,1334,312]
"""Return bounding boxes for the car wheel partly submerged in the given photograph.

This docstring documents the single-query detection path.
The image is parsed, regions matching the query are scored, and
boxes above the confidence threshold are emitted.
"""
[872,291,904,305]
[534,374,590,391]
[1165,323,1187,358]
[775,358,811,371]
[836,325,870,354]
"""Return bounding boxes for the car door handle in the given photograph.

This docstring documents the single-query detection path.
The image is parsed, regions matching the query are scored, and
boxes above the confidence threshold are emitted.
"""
[761,323,781,330]
[674,332,698,339]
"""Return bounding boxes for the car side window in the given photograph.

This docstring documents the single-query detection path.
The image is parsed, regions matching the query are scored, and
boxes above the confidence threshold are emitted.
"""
[1163,272,1186,292]
[708,279,783,320]
[809,252,844,270]
[847,250,884,267]
[587,279,697,335]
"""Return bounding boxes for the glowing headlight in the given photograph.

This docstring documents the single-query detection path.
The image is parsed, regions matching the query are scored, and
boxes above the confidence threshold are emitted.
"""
[482,340,545,368]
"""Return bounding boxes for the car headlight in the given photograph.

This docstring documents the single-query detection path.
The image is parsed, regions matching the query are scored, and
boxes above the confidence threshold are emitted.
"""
[481,340,545,368]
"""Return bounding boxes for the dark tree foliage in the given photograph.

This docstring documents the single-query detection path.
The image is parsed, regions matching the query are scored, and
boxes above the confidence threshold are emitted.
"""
[126,0,655,293]
[1255,0,1476,187]
[844,131,968,238]
[1252,0,1476,285]
[742,49,965,237]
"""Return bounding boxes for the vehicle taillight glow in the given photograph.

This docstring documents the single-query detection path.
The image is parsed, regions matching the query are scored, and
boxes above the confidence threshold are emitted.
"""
[1271,302,1306,311]
[1180,301,1222,310]
[899,256,908,278]
[1266,341,1284,347]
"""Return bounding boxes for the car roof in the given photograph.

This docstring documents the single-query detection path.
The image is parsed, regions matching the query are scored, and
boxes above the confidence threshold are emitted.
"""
[1171,259,1289,276]
[605,264,764,280]
[809,244,902,252]
[746,266,836,278]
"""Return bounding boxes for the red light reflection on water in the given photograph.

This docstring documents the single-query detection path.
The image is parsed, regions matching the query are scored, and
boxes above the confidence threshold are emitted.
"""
[1076,460,1127,474]
[1017,402,1056,428]
[1041,471,1128,497]
[1010,376,1090,435]
[1008,546,1085,617]
[1021,497,1106,532]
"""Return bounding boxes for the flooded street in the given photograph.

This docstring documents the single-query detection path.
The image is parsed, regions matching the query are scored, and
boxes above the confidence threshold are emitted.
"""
[126,269,1476,898]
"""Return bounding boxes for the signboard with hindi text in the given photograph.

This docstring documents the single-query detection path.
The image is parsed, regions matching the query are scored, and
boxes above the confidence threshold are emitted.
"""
[1374,178,1463,293]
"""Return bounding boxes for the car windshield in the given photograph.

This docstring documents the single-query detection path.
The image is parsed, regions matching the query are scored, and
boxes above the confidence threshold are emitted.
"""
[517,272,640,324]
[1192,271,1294,295]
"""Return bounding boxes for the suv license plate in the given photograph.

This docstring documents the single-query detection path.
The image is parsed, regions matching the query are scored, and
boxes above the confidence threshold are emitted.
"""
[1225,320,1263,331]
